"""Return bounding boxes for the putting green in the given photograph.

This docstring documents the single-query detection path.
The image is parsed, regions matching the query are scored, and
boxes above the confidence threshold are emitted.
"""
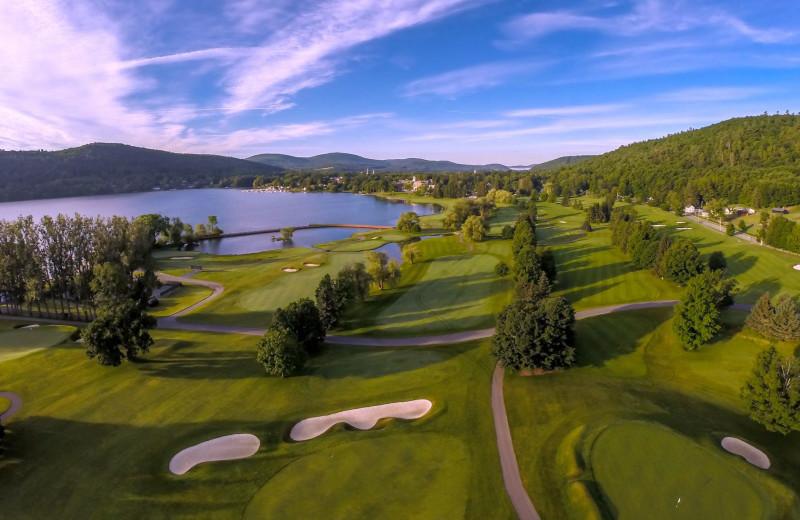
[0,325,75,362]
[591,422,766,519]
[244,435,469,519]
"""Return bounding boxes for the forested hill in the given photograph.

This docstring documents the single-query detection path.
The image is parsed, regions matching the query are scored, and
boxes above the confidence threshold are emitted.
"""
[246,152,509,172]
[0,143,283,202]
[548,115,800,207]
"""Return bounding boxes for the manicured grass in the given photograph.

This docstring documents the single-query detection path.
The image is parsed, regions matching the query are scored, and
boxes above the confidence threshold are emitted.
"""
[504,308,800,519]
[0,324,76,362]
[0,331,513,519]
[592,422,766,519]
[339,232,513,337]
[148,285,213,318]
[535,202,681,310]
[632,204,800,304]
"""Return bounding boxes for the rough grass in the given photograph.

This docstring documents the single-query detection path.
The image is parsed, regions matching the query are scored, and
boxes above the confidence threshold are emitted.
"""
[0,324,76,362]
[0,331,512,519]
[504,308,800,519]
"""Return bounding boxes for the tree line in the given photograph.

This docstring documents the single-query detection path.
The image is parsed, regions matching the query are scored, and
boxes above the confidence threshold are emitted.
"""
[256,253,401,377]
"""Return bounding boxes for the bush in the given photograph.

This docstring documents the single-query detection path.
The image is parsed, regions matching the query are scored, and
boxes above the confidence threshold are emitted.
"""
[256,327,307,377]
[495,262,510,277]
[581,219,592,232]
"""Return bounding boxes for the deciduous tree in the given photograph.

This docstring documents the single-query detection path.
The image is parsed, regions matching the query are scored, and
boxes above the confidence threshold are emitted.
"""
[272,298,326,354]
[256,327,307,377]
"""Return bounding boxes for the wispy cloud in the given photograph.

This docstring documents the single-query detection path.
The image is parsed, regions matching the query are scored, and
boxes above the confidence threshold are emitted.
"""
[505,104,626,118]
[655,87,773,103]
[401,61,541,97]
[502,0,794,44]
[222,0,491,108]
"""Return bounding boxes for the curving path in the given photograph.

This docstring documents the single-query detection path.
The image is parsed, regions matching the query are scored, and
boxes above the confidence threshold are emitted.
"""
[0,391,22,423]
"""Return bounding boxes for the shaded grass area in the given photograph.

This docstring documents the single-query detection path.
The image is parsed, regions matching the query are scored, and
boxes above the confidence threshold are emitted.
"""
[536,202,680,310]
[149,285,213,318]
[0,324,76,362]
[338,222,514,337]
[505,308,800,519]
[0,330,512,519]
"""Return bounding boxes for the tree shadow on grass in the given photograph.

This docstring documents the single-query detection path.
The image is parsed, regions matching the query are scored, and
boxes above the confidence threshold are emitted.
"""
[724,251,758,278]
[738,277,782,304]
[575,309,672,368]
[309,345,465,380]
[0,416,292,519]
[136,350,263,380]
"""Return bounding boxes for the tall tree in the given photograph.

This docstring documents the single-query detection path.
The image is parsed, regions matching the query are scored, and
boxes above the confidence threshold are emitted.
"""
[673,270,721,350]
[315,274,342,330]
[271,298,326,354]
[256,327,307,377]
[740,347,800,435]
[461,215,489,242]
[82,300,156,366]
[491,296,576,371]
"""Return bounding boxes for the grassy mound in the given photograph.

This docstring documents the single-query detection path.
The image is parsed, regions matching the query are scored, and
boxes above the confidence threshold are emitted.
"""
[592,422,766,519]
[0,324,75,362]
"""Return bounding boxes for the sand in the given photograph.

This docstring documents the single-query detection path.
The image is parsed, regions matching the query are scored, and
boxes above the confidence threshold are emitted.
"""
[559,221,567,224]
[282,268,299,272]
[793,265,800,271]
[303,263,321,267]
[676,227,692,230]
[676,221,686,224]
[169,434,260,475]
[721,437,770,469]
[170,256,194,260]
[371,236,380,240]
[21,324,40,329]
[0,391,22,423]
[290,399,433,441]
[652,224,666,227]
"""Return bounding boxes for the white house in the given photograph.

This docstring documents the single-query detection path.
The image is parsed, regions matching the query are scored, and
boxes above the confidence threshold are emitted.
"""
[685,205,697,214]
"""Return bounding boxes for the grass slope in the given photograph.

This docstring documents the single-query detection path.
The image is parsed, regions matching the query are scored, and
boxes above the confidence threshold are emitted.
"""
[505,308,800,519]
[0,331,513,519]
[0,324,76,363]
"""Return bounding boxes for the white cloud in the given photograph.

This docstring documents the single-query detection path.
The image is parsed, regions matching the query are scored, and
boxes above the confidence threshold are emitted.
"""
[655,87,773,103]
[222,0,490,109]
[401,61,541,97]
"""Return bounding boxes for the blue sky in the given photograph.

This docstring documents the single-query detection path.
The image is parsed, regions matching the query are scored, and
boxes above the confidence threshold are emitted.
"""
[2,0,799,164]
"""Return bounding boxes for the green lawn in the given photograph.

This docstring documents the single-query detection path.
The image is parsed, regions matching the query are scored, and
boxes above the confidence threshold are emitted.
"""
[0,324,76,362]
[0,331,513,519]
[148,285,213,318]
[504,308,800,519]
[592,422,766,519]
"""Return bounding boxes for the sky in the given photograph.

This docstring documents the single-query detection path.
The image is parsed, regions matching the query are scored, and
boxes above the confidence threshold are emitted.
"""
[1,0,799,165]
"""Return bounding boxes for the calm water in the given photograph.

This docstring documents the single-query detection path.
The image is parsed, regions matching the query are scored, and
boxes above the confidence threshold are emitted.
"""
[373,234,445,262]
[0,190,440,255]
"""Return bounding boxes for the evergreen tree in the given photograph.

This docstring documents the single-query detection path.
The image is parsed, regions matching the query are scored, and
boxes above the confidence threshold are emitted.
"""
[771,294,800,341]
[740,347,800,434]
[673,271,721,350]
[726,222,736,236]
[514,245,543,284]
[315,274,342,330]
[514,272,551,302]
[652,232,674,278]
[746,293,776,336]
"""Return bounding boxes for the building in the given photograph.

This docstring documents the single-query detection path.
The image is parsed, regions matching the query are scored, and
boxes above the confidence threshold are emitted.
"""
[772,207,788,214]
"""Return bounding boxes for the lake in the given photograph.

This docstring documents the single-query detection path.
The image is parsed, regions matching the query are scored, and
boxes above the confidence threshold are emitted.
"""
[0,189,440,255]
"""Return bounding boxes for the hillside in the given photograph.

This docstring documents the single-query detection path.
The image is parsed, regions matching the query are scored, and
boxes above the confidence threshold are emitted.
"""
[529,155,596,171]
[549,115,800,207]
[0,143,283,202]
[246,152,509,172]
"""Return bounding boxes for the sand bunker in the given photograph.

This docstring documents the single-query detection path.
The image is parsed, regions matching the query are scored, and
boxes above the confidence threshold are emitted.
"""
[793,265,800,271]
[676,227,692,230]
[0,391,22,423]
[371,236,380,240]
[559,220,567,224]
[169,434,260,475]
[676,221,686,224]
[652,224,666,227]
[290,399,433,442]
[170,256,194,260]
[303,263,321,267]
[21,324,40,329]
[282,268,299,272]
[721,437,770,469]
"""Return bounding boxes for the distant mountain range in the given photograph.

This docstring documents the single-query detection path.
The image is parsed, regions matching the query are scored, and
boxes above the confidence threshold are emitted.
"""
[246,152,509,172]
[0,143,281,202]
